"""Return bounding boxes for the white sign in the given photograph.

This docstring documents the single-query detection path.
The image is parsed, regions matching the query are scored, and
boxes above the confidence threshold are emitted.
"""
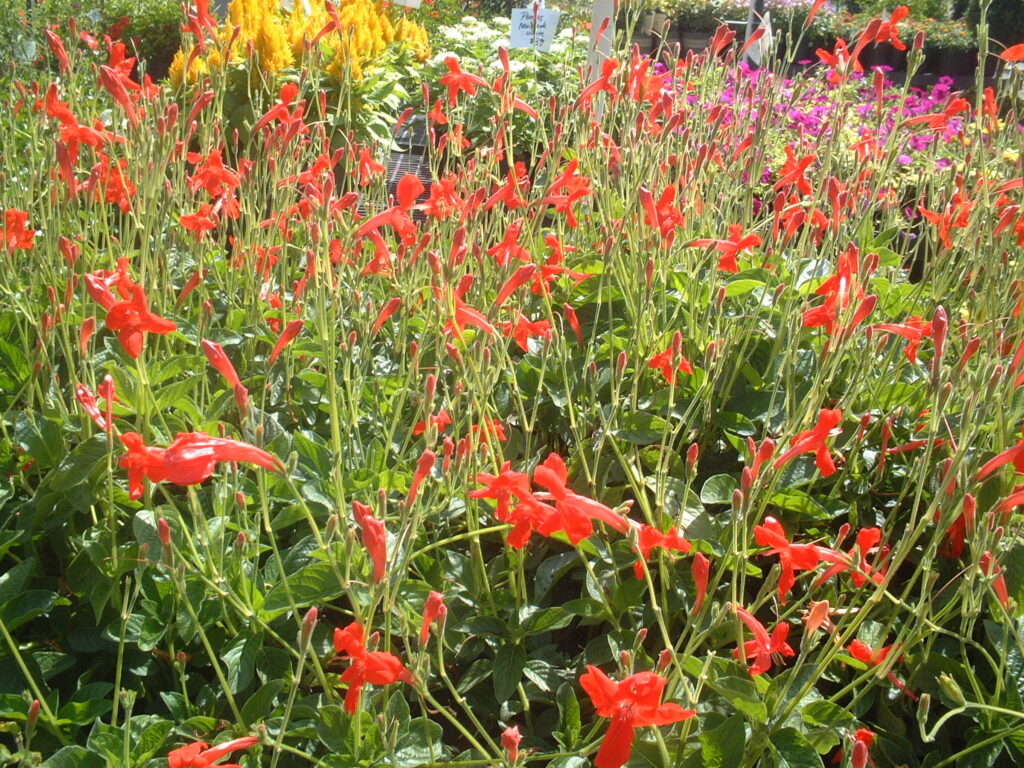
[510,8,561,53]
[391,0,423,8]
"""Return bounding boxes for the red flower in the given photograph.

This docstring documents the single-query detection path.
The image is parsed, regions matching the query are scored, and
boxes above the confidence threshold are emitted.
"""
[179,203,219,240]
[352,501,387,584]
[469,462,532,521]
[118,432,281,499]
[269,319,303,365]
[501,725,522,764]
[407,449,436,507]
[420,591,447,645]
[690,224,762,274]
[691,553,710,614]
[869,315,933,363]
[815,527,887,588]
[413,409,452,437]
[633,524,691,579]
[1002,43,1024,62]
[648,333,693,384]
[733,605,796,675]
[532,453,630,545]
[867,6,909,50]
[167,736,258,768]
[500,313,552,352]
[774,408,843,477]
[976,425,1024,480]
[753,517,835,603]
[103,283,177,359]
[333,622,413,714]
[980,552,1010,609]
[439,56,489,108]
[847,639,916,699]
[579,666,694,768]
[2,209,36,253]
[816,38,863,84]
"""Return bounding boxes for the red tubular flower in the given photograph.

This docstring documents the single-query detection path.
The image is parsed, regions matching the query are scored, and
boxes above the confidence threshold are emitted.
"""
[976,426,1024,480]
[333,622,413,714]
[633,524,691,579]
[201,339,240,388]
[869,315,933,363]
[372,297,402,337]
[469,462,532,521]
[847,640,916,699]
[980,552,1010,609]
[268,319,303,365]
[691,553,710,614]
[2,209,36,253]
[579,666,695,768]
[1002,43,1024,62]
[500,313,552,352]
[647,343,693,385]
[563,304,583,345]
[413,409,452,437]
[407,449,436,506]
[815,526,887,588]
[501,725,522,764]
[352,501,387,584]
[167,736,258,768]
[420,591,447,645]
[732,605,796,676]
[118,431,281,499]
[753,516,834,603]
[532,453,630,545]
[103,284,177,359]
[774,408,843,477]
[690,224,762,274]
[439,56,489,107]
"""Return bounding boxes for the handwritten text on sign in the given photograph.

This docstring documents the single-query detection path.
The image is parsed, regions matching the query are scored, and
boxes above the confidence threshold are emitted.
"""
[509,8,561,53]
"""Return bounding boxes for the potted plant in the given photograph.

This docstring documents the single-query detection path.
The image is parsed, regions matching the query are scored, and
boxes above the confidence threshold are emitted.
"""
[665,0,723,51]
[920,17,976,77]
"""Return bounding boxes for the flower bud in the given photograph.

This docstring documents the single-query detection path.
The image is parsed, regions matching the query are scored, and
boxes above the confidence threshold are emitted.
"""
[501,725,521,764]
[300,607,318,652]
[938,673,966,707]
[686,443,699,474]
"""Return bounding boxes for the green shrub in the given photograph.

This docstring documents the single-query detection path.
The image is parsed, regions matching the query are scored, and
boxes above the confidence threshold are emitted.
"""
[31,0,182,79]
[964,0,1024,46]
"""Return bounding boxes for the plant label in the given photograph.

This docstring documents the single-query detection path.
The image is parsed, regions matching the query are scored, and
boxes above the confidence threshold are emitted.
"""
[510,8,561,53]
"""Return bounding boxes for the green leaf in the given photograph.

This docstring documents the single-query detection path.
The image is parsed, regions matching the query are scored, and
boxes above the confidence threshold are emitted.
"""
[554,682,581,749]
[242,679,285,724]
[14,412,65,468]
[262,561,346,614]
[130,716,173,767]
[614,412,669,445]
[223,631,261,694]
[772,728,823,768]
[724,279,765,298]
[316,704,350,752]
[492,643,526,703]
[519,606,573,636]
[39,747,105,768]
[800,700,855,730]
[700,474,739,505]
[712,411,757,436]
[701,713,745,768]
[0,558,35,607]
[1,590,65,632]
[710,676,768,723]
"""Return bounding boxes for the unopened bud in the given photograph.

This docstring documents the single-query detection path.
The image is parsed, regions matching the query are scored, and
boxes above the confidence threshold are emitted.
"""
[325,514,339,544]
[658,648,672,671]
[851,740,869,768]
[686,443,699,474]
[732,488,744,512]
[620,650,630,668]
[26,699,39,741]
[636,628,648,644]
[741,466,753,495]
[645,258,655,291]
[917,692,931,724]
[237,530,247,548]
[616,351,627,378]
[938,673,966,707]
[425,374,436,404]
[300,607,318,651]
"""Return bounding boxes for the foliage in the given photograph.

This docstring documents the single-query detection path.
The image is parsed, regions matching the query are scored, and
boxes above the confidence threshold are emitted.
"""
[1,6,1024,768]
[30,0,184,78]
